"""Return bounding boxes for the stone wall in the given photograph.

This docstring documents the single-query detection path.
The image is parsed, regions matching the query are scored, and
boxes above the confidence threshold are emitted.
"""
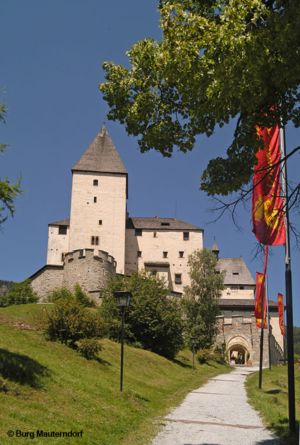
[62,249,116,303]
[31,266,64,302]
[216,314,283,366]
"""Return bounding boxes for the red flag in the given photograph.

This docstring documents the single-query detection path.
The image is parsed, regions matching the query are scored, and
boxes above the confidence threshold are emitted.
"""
[255,272,267,328]
[255,247,268,329]
[278,293,285,335]
[252,125,286,245]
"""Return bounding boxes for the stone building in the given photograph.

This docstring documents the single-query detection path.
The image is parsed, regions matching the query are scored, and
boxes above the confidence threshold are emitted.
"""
[31,127,203,299]
[30,127,283,365]
[213,244,283,366]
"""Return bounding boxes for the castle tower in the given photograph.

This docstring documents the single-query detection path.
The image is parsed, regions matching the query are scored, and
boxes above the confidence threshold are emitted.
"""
[68,127,127,273]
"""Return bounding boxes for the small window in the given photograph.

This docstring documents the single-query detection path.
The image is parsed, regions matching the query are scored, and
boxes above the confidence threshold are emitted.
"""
[135,229,142,236]
[61,253,65,262]
[239,286,245,290]
[79,249,84,258]
[151,270,157,276]
[93,179,98,186]
[175,273,182,284]
[99,220,102,225]
[179,251,184,258]
[91,236,99,245]
[58,225,67,235]
[153,231,157,238]
[183,232,189,241]
[137,251,142,258]
[163,251,168,258]
[161,222,170,226]
[93,196,97,203]
[233,272,239,275]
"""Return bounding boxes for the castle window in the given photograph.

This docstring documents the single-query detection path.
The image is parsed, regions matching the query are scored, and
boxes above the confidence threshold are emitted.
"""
[163,251,168,258]
[153,231,157,238]
[179,251,184,258]
[58,225,67,235]
[91,236,99,245]
[99,220,102,225]
[93,179,98,186]
[239,286,245,290]
[137,251,142,258]
[183,232,189,241]
[175,273,182,284]
[61,253,65,262]
[161,222,170,226]
[233,272,239,275]
[135,229,142,236]
[93,196,97,203]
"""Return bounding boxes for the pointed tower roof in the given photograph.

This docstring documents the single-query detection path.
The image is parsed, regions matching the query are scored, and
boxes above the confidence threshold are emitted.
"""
[72,127,127,175]
[212,239,219,253]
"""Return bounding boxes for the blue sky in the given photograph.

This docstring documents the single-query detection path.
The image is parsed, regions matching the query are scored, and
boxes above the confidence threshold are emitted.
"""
[1,1,299,326]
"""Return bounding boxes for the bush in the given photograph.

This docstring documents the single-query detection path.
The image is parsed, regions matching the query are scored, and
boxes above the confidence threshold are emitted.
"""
[45,298,104,348]
[101,272,184,359]
[74,284,95,307]
[197,349,213,364]
[0,280,38,307]
[48,285,95,307]
[76,338,101,360]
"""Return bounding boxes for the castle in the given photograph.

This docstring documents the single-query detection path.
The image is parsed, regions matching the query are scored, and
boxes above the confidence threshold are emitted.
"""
[30,127,283,366]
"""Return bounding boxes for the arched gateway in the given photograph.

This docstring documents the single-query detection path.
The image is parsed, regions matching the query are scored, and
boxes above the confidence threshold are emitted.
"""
[227,336,251,366]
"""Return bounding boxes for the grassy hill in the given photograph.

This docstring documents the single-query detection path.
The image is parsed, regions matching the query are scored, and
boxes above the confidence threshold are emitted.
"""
[0,304,229,445]
[246,363,300,444]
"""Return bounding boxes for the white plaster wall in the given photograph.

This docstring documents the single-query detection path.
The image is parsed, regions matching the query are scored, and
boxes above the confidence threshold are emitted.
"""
[125,229,203,293]
[270,315,284,350]
[47,226,69,265]
[68,172,127,274]
[220,287,255,300]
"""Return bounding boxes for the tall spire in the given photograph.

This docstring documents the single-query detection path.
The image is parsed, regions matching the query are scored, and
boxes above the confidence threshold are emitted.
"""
[72,127,127,174]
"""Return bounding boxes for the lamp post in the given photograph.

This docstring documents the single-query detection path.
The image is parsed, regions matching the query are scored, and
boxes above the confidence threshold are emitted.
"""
[114,291,132,392]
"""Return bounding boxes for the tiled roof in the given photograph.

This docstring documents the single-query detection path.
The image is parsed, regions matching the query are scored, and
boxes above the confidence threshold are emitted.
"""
[72,127,127,174]
[216,258,255,286]
[127,217,202,231]
[48,218,70,227]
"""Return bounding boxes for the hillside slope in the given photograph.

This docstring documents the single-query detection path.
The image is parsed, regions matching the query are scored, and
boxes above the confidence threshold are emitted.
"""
[0,304,229,445]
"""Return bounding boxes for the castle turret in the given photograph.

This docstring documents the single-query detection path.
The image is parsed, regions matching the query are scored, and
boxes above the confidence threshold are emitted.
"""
[68,127,127,273]
[211,239,219,259]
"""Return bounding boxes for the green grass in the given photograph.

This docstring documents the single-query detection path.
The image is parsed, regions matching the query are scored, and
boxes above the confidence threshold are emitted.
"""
[0,304,230,445]
[246,363,300,444]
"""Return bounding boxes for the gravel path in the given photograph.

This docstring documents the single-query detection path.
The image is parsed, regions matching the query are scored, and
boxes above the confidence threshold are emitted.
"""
[151,367,280,445]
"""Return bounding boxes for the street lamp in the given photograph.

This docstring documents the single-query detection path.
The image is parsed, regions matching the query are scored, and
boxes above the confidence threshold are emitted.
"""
[114,291,132,392]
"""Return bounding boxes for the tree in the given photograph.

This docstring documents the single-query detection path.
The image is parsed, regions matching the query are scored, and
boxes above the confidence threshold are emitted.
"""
[100,0,300,196]
[0,279,38,307]
[183,248,224,351]
[0,102,21,224]
[101,272,184,359]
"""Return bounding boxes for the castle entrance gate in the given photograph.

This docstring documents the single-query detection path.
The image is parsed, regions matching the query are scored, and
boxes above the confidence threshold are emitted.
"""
[226,336,251,366]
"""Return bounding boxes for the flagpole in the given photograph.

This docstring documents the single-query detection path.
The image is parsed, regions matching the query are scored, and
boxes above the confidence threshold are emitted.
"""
[280,126,296,434]
[266,275,272,370]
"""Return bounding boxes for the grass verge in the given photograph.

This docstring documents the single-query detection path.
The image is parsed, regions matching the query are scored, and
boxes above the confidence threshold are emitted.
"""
[0,304,230,445]
[246,362,300,445]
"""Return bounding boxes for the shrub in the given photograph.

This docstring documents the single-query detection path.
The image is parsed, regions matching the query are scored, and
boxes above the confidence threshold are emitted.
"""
[48,288,73,303]
[101,272,184,359]
[74,284,95,307]
[45,298,104,348]
[76,338,101,360]
[197,349,213,364]
[0,280,38,307]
